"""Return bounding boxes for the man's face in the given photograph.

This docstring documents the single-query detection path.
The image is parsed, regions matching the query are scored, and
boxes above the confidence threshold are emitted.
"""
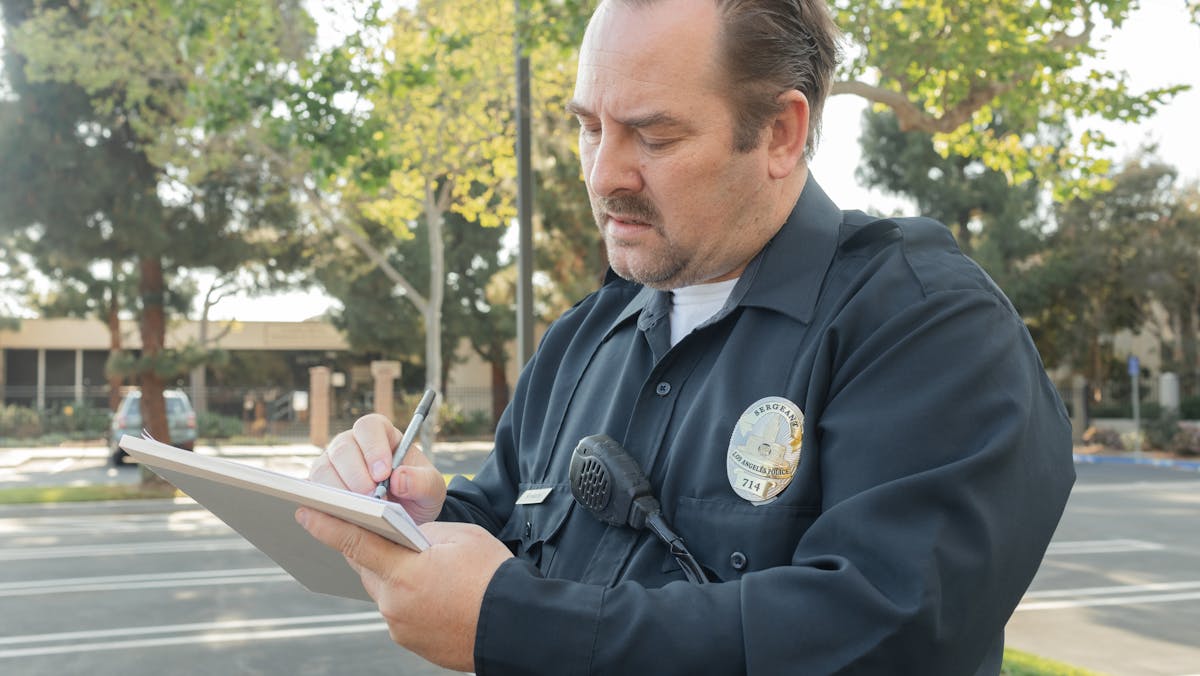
[570,0,780,290]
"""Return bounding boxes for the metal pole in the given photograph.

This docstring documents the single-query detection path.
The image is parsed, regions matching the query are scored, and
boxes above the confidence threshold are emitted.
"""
[515,0,535,367]
[1132,368,1142,458]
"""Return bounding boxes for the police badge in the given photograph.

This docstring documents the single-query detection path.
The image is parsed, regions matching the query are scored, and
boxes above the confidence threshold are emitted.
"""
[726,396,804,505]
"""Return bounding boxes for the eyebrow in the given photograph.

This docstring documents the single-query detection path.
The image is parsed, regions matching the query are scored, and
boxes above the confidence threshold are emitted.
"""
[566,100,691,132]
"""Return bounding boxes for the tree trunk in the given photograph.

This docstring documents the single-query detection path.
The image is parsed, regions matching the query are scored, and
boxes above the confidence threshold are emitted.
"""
[1087,332,1103,406]
[138,255,172,489]
[106,285,124,412]
[422,190,445,456]
[191,308,209,414]
[490,358,509,430]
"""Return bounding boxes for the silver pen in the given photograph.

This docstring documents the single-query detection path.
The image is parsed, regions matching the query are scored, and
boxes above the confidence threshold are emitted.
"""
[372,389,437,500]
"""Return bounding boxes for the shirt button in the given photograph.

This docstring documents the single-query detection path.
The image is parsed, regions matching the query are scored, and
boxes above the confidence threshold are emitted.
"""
[730,551,748,571]
[524,521,532,538]
[655,382,671,396]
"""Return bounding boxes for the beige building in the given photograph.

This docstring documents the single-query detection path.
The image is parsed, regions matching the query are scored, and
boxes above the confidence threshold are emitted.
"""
[0,317,511,420]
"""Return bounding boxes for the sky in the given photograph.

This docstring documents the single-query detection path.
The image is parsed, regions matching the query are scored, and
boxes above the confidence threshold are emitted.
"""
[13,1,1193,323]
[810,0,1200,214]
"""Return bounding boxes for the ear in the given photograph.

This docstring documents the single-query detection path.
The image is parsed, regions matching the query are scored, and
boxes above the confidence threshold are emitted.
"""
[766,90,810,180]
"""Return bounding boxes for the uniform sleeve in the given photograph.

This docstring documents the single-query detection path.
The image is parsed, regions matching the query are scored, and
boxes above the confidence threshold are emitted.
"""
[472,289,1075,675]
[436,371,525,532]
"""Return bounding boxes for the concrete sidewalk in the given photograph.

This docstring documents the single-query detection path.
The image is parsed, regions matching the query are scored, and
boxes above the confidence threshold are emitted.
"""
[1072,450,1200,472]
[0,439,495,490]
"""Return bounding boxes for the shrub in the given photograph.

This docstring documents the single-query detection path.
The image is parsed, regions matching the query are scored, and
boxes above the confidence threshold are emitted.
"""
[0,405,43,439]
[1180,396,1200,420]
[198,412,243,439]
[1081,426,1124,450]
[1087,401,1127,419]
[1144,412,1181,450]
[391,392,493,440]
[1166,426,1200,457]
[43,404,110,437]
[433,402,492,439]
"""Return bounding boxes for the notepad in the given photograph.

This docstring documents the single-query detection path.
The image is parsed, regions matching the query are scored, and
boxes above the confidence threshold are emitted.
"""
[119,434,429,602]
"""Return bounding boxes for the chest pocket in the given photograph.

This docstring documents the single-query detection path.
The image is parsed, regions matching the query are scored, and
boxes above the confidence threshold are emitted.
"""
[497,483,575,572]
[663,496,819,582]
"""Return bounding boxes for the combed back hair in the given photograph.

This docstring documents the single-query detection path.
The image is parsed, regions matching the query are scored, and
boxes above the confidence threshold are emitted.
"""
[613,0,842,156]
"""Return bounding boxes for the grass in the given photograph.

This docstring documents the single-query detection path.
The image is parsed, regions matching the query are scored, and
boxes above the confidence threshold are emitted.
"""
[1002,648,1107,676]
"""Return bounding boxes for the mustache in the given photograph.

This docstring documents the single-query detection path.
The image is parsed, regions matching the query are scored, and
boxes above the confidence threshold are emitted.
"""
[593,194,661,225]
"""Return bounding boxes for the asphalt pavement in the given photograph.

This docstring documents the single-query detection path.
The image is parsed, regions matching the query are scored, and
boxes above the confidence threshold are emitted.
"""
[2,444,1199,675]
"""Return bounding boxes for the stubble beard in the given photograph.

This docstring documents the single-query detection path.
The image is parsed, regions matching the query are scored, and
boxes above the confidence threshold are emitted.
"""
[592,194,691,289]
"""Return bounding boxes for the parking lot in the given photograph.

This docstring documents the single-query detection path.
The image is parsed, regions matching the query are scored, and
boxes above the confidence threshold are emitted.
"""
[1006,462,1200,675]
[0,449,1197,675]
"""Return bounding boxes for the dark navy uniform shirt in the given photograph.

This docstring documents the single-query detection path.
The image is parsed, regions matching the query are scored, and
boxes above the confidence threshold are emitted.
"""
[440,178,1075,675]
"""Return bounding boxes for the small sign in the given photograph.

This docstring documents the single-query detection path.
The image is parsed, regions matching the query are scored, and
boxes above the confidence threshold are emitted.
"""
[515,487,553,505]
[1128,355,1140,377]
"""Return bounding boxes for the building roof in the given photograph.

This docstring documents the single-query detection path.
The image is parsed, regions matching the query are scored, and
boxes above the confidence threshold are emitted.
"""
[0,318,349,351]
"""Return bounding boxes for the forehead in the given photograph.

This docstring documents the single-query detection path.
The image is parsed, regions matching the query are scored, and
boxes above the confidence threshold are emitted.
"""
[573,0,727,114]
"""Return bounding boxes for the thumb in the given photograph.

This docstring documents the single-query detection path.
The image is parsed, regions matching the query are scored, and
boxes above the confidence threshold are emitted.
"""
[389,464,446,523]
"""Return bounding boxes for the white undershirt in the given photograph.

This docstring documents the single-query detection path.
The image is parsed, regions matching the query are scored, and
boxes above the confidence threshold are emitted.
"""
[669,277,739,346]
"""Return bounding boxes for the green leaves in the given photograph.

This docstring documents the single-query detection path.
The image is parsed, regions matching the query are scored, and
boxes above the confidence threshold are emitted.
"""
[831,0,1188,199]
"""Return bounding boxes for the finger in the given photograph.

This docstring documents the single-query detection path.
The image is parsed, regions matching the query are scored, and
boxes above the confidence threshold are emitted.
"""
[386,465,446,523]
[322,429,375,494]
[352,413,404,483]
[306,452,338,485]
[295,507,401,575]
[388,463,444,499]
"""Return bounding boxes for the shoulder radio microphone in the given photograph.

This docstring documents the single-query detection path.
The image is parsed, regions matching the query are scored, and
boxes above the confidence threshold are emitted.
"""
[569,434,708,584]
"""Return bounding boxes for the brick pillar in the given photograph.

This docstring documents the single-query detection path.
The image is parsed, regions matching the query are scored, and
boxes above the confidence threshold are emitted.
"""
[309,366,332,448]
[371,360,402,418]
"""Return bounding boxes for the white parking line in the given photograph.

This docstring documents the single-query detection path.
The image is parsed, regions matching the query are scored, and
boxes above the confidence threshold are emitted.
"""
[0,612,385,658]
[0,537,255,561]
[1045,539,1165,555]
[47,458,75,474]
[1017,581,1200,611]
[1071,480,1200,493]
[0,567,290,597]
[1023,580,1200,599]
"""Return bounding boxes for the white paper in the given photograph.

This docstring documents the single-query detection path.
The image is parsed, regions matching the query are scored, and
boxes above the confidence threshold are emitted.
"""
[120,434,428,602]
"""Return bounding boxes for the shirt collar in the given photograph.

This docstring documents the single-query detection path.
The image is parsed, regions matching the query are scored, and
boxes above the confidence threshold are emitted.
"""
[726,175,843,325]
[606,174,843,335]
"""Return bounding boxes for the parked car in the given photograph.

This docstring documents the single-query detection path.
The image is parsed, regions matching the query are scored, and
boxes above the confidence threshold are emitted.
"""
[109,389,198,465]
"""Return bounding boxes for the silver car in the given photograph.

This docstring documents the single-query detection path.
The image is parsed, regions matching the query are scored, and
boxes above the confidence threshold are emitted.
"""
[109,389,198,464]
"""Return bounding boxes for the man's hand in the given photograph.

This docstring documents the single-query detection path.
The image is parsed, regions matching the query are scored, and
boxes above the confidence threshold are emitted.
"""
[295,508,513,672]
[308,413,447,523]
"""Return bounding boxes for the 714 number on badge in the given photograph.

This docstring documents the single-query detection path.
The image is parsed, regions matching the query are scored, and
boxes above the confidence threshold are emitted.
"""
[736,470,771,499]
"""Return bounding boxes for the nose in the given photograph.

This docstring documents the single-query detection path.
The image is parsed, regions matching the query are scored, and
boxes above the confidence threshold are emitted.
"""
[585,131,644,196]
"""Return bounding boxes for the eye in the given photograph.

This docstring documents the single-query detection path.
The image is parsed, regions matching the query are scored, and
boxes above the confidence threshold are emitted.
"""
[639,136,674,151]
[577,119,601,144]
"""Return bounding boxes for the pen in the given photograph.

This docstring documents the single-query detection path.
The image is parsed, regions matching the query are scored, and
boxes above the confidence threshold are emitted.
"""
[373,388,437,500]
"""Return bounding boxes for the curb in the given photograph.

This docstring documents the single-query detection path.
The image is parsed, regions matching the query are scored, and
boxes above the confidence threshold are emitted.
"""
[1073,453,1200,472]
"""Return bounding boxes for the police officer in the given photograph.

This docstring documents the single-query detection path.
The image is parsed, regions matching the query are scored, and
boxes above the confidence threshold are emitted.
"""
[298,0,1076,673]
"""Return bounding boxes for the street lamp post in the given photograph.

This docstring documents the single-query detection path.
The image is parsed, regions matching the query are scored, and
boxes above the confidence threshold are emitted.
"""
[515,0,535,367]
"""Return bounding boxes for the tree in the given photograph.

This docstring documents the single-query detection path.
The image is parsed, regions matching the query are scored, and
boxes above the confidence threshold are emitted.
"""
[1119,157,1200,396]
[2,0,312,460]
[1022,154,1170,403]
[314,0,586,449]
[831,0,1189,200]
[0,0,146,410]
[313,189,516,428]
[856,109,1041,260]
